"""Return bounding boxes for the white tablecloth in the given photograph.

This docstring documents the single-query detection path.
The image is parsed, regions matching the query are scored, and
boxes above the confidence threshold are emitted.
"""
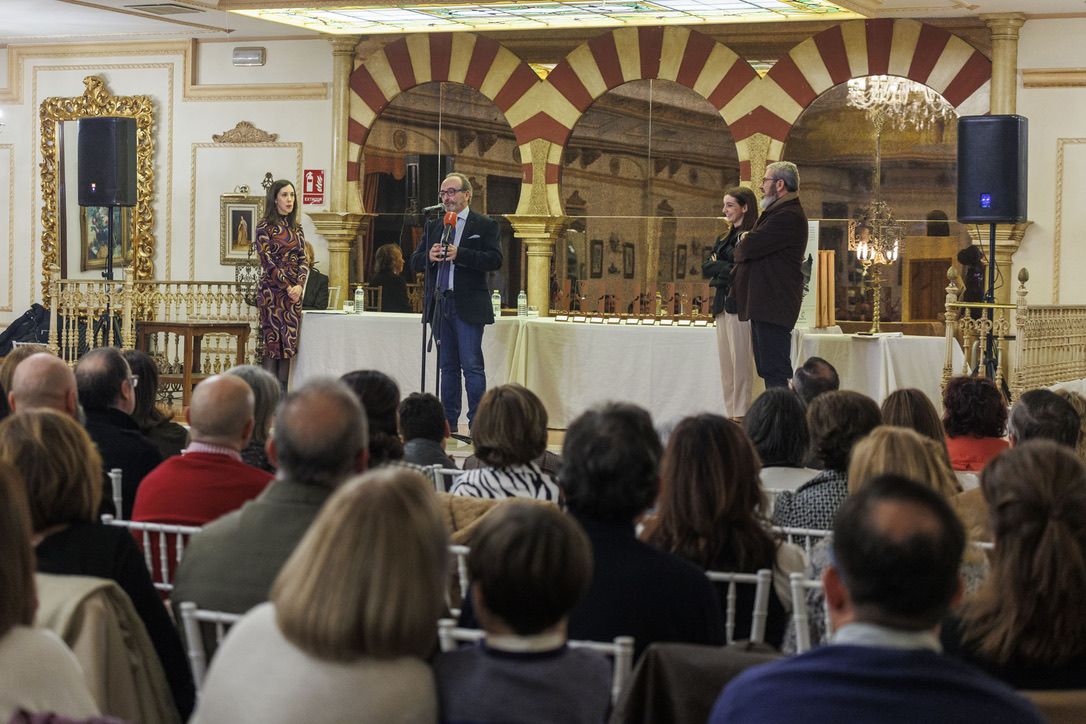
[293,312,962,427]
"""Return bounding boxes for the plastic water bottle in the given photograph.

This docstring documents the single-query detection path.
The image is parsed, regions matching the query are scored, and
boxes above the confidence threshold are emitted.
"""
[491,290,501,318]
[517,290,528,317]
[354,285,364,315]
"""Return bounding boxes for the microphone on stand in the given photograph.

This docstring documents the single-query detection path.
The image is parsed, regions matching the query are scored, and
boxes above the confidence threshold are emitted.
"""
[422,203,443,213]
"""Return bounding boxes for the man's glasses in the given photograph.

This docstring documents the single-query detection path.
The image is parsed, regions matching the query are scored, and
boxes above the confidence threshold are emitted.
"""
[128,375,139,389]
[438,188,464,198]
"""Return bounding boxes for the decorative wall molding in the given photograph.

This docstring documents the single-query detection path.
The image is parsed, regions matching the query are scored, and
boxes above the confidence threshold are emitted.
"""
[0,40,328,104]
[1,145,13,312]
[1052,138,1086,303]
[212,121,280,144]
[1023,68,1086,88]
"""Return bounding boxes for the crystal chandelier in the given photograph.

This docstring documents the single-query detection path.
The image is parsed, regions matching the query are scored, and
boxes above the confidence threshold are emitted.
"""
[846,75,956,131]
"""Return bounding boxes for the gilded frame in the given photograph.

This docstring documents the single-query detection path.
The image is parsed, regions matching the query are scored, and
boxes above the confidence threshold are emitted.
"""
[220,194,264,265]
[39,75,155,301]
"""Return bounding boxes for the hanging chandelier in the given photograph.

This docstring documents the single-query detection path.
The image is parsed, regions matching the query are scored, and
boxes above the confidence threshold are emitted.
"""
[846,75,956,131]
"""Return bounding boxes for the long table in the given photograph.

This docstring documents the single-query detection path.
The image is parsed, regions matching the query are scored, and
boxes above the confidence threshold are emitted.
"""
[293,311,963,428]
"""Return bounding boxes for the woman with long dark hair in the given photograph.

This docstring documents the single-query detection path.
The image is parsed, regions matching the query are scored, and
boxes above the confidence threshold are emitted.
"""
[646,414,804,647]
[703,186,759,419]
[256,179,308,390]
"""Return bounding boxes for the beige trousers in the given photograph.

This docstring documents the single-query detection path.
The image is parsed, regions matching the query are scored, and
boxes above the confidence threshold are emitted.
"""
[715,311,754,417]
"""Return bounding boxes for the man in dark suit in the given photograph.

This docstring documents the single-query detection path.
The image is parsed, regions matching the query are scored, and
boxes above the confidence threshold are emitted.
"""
[300,241,330,310]
[733,160,808,389]
[411,172,502,431]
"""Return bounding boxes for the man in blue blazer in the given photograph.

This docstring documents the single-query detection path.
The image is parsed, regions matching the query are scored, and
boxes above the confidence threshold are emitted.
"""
[410,172,502,431]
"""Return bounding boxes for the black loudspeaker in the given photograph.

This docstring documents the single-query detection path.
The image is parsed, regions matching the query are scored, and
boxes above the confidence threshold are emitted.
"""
[77,117,137,207]
[956,115,1028,224]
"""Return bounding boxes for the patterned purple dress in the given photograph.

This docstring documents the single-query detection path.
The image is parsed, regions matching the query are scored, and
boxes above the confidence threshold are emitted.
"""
[255,219,308,360]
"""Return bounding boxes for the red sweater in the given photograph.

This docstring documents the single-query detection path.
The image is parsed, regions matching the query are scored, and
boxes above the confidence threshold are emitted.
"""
[132,451,272,527]
[945,435,1009,472]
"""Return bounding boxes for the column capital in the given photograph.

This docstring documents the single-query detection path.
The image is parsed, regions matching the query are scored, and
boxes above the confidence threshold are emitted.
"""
[329,36,362,56]
[505,214,568,245]
[981,13,1026,39]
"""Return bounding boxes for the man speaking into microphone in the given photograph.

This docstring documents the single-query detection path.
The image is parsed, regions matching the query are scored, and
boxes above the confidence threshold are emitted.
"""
[411,172,502,432]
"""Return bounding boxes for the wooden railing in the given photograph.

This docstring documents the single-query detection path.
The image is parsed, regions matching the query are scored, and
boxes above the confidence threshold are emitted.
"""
[944,267,1086,400]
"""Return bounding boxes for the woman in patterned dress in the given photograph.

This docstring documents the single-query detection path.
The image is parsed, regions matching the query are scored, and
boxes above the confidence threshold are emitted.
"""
[256,180,308,390]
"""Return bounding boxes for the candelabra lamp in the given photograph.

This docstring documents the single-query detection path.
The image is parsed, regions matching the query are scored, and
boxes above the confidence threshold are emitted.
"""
[848,200,902,335]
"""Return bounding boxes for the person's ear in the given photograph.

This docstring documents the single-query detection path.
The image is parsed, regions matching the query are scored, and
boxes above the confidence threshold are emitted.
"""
[265,437,278,466]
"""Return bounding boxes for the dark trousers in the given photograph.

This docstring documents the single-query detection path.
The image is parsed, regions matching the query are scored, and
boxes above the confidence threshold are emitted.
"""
[437,294,486,429]
[750,320,793,388]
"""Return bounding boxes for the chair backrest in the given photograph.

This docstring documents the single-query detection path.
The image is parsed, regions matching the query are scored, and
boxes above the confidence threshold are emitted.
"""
[447,544,470,617]
[704,569,772,645]
[1021,689,1086,724]
[108,468,123,520]
[771,526,832,557]
[178,601,243,690]
[361,285,383,311]
[326,285,341,310]
[101,515,203,592]
[789,572,832,654]
[425,464,461,493]
[437,618,634,705]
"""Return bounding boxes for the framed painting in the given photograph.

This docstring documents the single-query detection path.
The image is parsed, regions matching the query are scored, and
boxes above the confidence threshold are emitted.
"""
[675,244,687,279]
[80,206,132,272]
[623,242,635,279]
[590,238,603,278]
[220,194,265,265]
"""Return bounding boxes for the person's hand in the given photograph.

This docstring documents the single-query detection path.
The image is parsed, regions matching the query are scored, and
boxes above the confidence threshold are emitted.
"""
[287,285,302,303]
[429,243,457,263]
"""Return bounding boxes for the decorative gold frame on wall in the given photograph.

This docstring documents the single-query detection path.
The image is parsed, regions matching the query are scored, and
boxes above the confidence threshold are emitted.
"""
[39,75,155,302]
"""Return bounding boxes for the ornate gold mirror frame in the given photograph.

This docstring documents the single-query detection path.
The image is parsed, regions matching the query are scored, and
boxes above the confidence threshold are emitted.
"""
[39,75,155,301]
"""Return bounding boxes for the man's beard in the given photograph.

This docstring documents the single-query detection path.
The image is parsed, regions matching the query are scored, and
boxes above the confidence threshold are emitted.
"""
[760,191,777,211]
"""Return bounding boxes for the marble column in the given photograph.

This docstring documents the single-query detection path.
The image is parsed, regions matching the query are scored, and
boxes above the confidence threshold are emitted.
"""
[505,216,568,316]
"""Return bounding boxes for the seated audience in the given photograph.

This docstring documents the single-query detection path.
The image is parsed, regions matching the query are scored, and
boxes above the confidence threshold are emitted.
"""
[399,392,457,469]
[300,241,330,311]
[435,502,611,723]
[122,349,188,458]
[559,402,725,659]
[0,410,194,718]
[942,441,1086,689]
[224,364,280,473]
[743,387,816,491]
[0,460,99,721]
[1007,388,1080,447]
[172,379,367,617]
[191,468,445,724]
[1053,387,1086,463]
[132,374,272,527]
[341,370,425,472]
[7,351,79,418]
[880,387,948,455]
[790,356,839,406]
[369,242,412,313]
[645,414,805,648]
[75,347,163,518]
[0,343,48,420]
[710,475,1043,724]
[942,376,1008,472]
[771,390,880,530]
[451,384,561,503]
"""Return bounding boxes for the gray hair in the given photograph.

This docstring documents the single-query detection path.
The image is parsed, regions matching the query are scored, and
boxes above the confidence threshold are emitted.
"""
[274,379,368,488]
[225,365,281,444]
[443,172,472,195]
[766,161,800,192]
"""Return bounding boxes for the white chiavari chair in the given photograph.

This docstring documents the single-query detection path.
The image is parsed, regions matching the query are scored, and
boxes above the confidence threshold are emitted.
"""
[178,602,242,690]
[771,526,832,558]
[705,569,772,645]
[789,572,832,654]
[100,515,202,592]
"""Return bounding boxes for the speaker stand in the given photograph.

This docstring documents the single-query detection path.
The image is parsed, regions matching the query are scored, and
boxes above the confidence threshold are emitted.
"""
[981,222,998,380]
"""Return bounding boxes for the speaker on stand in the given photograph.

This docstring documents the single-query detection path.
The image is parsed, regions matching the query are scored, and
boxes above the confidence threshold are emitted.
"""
[77,117,137,347]
[956,114,1028,381]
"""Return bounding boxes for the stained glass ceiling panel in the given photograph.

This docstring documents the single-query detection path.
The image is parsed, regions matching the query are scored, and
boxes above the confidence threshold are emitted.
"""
[234,1,858,34]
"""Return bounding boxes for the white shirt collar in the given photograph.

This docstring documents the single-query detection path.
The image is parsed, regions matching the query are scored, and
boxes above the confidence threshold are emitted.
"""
[831,622,942,653]
[485,631,566,653]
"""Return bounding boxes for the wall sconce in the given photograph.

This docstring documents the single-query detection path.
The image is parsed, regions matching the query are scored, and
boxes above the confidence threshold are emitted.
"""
[232,47,266,67]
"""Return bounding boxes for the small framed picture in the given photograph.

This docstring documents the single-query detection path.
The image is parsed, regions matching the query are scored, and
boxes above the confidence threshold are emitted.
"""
[220,194,265,265]
[623,242,635,279]
[675,244,687,279]
[80,206,133,272]
[590,239,603,279]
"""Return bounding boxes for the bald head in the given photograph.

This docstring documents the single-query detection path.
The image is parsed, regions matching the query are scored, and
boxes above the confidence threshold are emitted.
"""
[8,353,78,418]
[271,379,368,487]
[187,375,255,449]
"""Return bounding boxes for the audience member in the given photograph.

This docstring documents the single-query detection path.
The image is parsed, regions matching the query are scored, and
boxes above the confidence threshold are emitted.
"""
[7,352,78,418]
[435,502,611,723]
[0,460,99,721]
[399,392,457,469]
[790,356,839,406]
[743,387,816,490]
[340,369,424,471]
[75,346,163,518]
[132,375,272,527]
[451,384,561,503]
[710,475,1043,724]
[559,402,725,659]
[1007,388,1080,447]
[0,344,47,420]
[942,441,1086,689]
[122,349,188,458]
[172,379,367,617]
[880,387,947,455]
[771,390,880,530]
[0,410,194,718]
[224,364,280,473]
[192,469,445,724]
[369,243,412,313]
[1053,387,1086,463]
[942,376,1008,472]
[300,241,330,311]
[646,414,805,648]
